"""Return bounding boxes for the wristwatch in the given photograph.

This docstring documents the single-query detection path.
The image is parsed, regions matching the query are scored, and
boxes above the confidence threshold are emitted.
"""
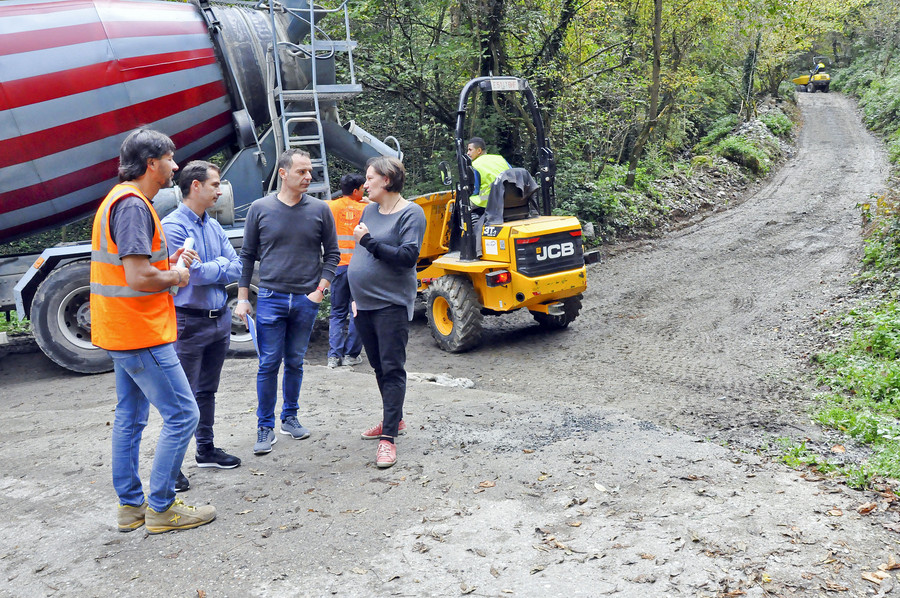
[316,286,329,296]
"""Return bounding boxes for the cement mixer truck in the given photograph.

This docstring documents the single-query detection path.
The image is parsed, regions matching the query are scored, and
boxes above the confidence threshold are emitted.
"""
[0,0,401,372]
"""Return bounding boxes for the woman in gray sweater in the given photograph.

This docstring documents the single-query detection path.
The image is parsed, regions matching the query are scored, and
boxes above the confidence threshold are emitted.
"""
[348,157,426,468]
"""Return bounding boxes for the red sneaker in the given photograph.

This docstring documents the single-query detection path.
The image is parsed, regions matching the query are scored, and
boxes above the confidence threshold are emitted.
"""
[361,419,406,439]
[375,440,397,468]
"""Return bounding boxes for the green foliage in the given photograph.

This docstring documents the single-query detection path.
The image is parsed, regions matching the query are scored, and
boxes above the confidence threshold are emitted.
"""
[812,294,900,486]
[715,136,770,174]
[760,111,792,136]
[0,312,30,335]
[775,437,872,489]
[833,44,900,167]
[693,114,739,153]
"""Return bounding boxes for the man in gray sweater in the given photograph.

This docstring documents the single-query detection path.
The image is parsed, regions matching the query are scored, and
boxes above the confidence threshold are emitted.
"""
[234,149,340,455]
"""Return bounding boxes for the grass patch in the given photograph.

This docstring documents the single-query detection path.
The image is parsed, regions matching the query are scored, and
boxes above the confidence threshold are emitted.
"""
[808,191,900,489]
[775,437,872,489]
[0,312,31,335]
[760,111,792,137]
[715,136,771,174]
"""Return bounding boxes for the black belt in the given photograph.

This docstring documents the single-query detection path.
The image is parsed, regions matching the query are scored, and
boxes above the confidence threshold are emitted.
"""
[176,306,228,319]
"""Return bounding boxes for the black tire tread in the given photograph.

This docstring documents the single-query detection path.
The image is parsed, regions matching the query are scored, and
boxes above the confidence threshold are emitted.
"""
[426,275,483,352]
[31,260,113,374]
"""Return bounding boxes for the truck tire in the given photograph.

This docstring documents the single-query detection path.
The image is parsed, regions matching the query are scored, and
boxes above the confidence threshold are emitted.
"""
[807,83,815,93]
[531,294,583,330]
[30,260,113,374]
[426,275,483,352]
[225,280,259,356]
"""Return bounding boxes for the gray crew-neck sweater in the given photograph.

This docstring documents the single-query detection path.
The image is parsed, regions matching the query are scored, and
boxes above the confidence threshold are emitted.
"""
[348,201,426,320]
[239,193,340,294]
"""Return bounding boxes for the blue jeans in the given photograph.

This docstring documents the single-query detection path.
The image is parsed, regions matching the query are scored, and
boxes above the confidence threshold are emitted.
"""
[108,343,199,512]
[328,266,362,359]
[255,287,320,428]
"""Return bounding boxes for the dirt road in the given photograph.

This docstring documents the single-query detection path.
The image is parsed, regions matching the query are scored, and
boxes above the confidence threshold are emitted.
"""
[1,93,897,598]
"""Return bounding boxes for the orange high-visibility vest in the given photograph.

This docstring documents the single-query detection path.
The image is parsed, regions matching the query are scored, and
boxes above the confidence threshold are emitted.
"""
[90,183,176,350]
[329,195,366,267]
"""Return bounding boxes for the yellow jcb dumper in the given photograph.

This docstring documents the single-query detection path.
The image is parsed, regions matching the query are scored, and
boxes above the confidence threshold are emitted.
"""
[793,61,831,93]
[411,76,599,352]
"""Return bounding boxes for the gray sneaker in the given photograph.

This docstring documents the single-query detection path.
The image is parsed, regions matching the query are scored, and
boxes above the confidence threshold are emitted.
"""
[327,356,341,368]
[342,354,363,366]
[253,427,277,454]
[280,415,311,439]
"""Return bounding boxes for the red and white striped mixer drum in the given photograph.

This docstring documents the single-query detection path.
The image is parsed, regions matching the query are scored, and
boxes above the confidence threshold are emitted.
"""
[0,0,233,241]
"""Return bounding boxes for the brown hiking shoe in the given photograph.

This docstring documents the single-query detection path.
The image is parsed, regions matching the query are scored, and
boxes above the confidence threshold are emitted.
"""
[117,501,147,532]
[145,499,216,534]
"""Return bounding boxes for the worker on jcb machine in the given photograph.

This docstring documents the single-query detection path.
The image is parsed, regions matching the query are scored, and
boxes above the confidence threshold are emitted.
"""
[466,137,510,212]
[812,62,825,75]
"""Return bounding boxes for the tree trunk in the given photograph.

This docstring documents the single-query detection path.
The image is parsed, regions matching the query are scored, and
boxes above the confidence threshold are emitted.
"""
[626,0,661,188]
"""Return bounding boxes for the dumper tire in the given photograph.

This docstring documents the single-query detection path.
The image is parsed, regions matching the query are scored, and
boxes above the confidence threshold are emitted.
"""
[807,83,815,93]
[426,275,483,352]
[531,294,583,330]
[30,260,113,374]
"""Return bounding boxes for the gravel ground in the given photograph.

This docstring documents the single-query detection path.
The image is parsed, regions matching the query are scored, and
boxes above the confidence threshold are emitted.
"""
[2,92,899,598]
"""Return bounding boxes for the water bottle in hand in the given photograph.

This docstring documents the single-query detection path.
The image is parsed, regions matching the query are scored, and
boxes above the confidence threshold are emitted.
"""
[170,237,195,295]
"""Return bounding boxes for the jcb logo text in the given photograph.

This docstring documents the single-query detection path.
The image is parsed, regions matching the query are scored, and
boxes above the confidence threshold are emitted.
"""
[536,242,575,261]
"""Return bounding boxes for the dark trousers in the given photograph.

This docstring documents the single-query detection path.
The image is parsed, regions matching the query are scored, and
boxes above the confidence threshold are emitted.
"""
[328,266,362,359]
[354,304,409,438]
[174,310,231,449]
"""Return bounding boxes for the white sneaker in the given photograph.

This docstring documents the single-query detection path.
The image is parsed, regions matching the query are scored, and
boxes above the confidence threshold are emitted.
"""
[327,356,341,368]
[342,355,363,366]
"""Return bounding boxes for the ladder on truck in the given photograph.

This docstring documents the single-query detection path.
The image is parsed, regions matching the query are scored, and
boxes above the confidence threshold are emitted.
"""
[264,0,363,198]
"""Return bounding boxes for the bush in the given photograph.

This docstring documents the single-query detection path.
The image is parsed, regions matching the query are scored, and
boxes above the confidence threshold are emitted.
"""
[760,111,792,137]
[693,114,739,153]
[715,136,770,174]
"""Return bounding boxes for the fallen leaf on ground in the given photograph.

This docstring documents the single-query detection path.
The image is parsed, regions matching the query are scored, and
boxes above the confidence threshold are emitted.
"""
[460,584,475,594]
[530,565,546,574]
[568,521,582,527]
[594,482,607,492]
[523,449,534,454]
[537,474,549,481]
[478,481,496,488]
[879,555,900,571]
[832,445,846,453]
[827,509,843,517]
[862,571,889,584]
[823,581,848,591]
[857,502,877,515]
[640,553,655,560]
[197,591,206,598]
[351,567,368,575]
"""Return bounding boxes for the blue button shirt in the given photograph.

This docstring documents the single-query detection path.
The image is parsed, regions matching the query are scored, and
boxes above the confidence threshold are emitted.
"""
[161,203,241,310]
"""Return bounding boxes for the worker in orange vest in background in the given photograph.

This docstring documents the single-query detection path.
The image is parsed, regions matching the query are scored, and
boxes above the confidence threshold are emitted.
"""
[327,173,368,368]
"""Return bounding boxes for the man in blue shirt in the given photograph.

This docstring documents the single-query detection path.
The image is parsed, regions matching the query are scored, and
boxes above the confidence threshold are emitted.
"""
[162,160,242,487]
